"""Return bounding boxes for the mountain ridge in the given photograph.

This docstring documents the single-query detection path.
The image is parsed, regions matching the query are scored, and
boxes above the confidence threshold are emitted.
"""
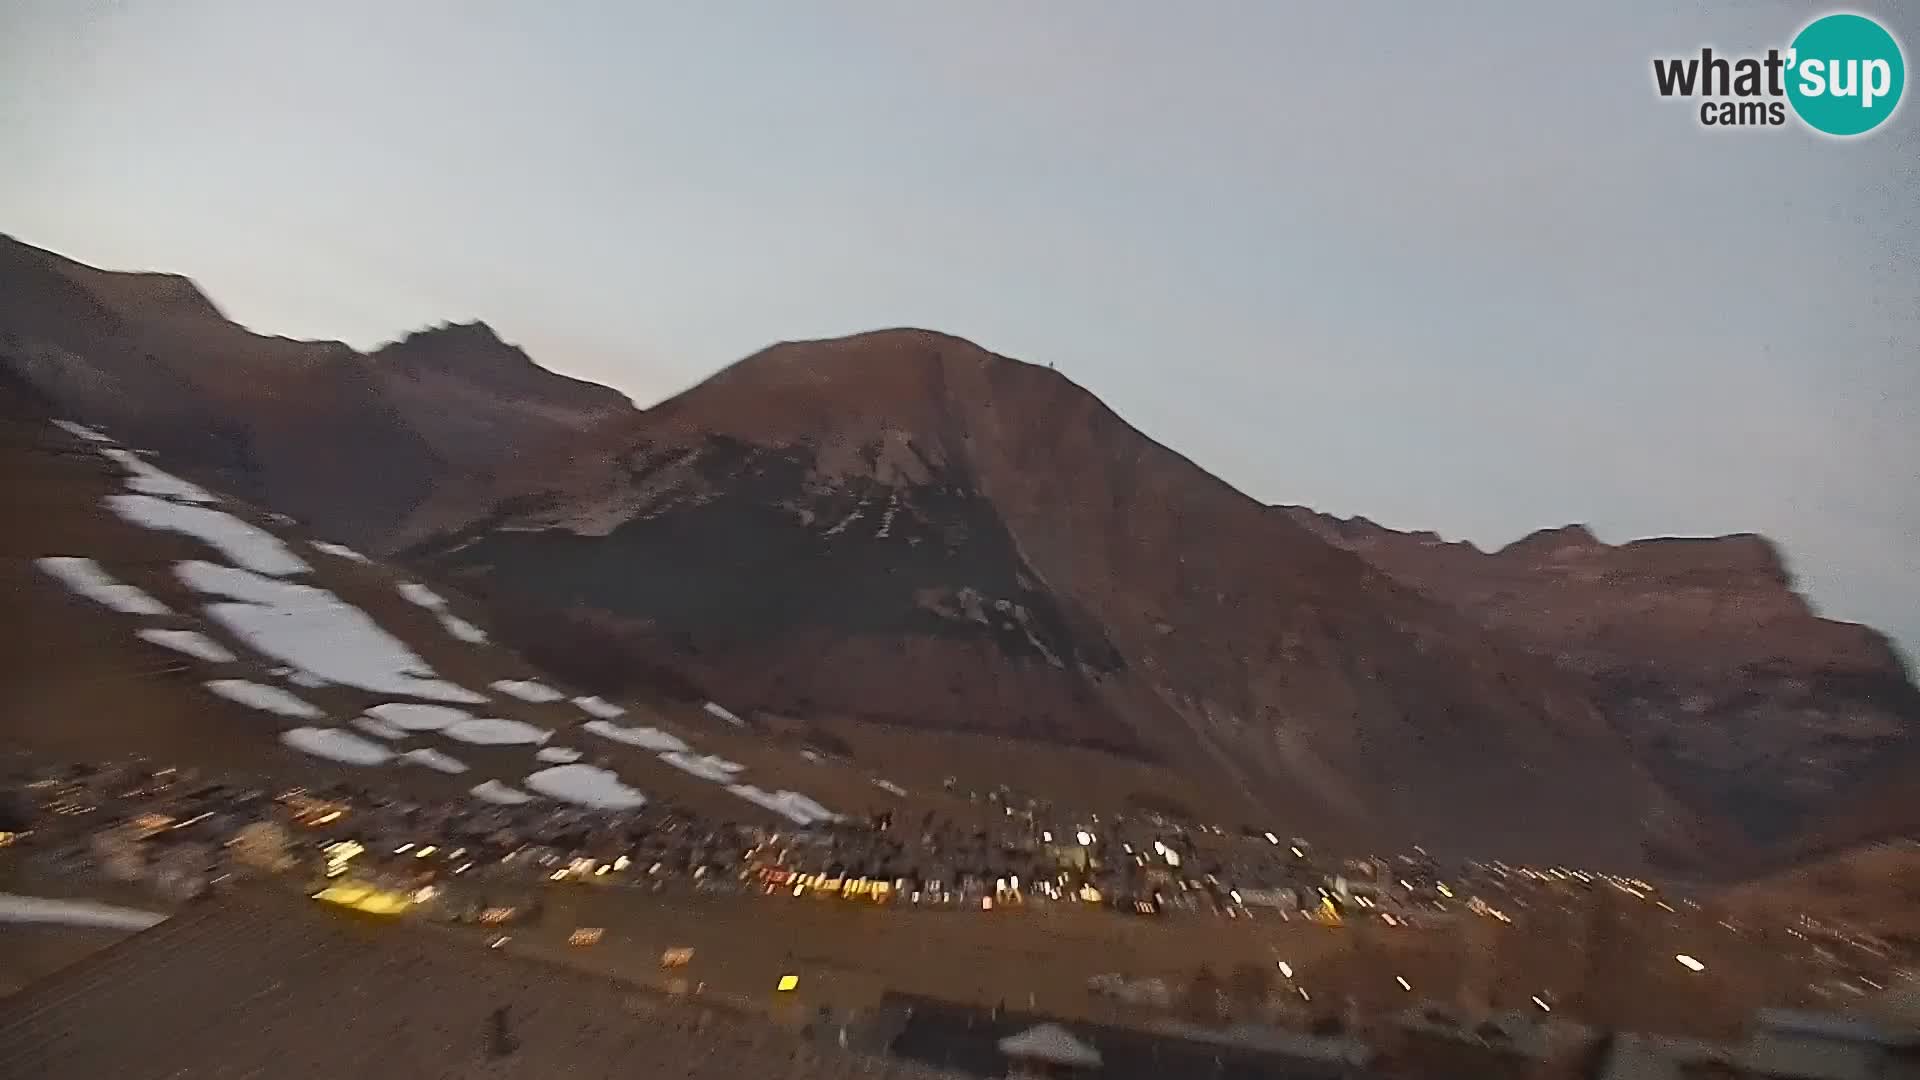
[4,238,1914,868]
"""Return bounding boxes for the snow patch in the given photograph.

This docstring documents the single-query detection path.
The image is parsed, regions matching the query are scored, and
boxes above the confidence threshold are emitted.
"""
[535,746,583,763]
[471,780,535,805]
[98,449,219,504]
[177,561,484,703]
[51,419,115,444]
[572,695,626,720]
[310,541,371,564]
[135,628,236,664]
[205,679,322,719]
[442,718,550,746]
[397,582,445,609]
[35,556,172,615]
[0,892,163,931]
[351,716,409,741]
[658,752,745,783]
[525,765,647,810]
[400,747,469,774]
[110,496,308,574]
[364,702,471,732]
[281,726,392,766]
[491,678,564,703]
[582,720,688,753]
[726,785,837,825]
[703,701,745,727]
[438,613,488,644]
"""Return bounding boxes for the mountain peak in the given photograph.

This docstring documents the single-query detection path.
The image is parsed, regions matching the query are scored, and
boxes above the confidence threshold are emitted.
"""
[1498,523,1603,557]
[376,320,513,365]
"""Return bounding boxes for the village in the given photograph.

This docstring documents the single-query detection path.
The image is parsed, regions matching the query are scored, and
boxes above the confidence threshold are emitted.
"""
[6,752,1919,1079]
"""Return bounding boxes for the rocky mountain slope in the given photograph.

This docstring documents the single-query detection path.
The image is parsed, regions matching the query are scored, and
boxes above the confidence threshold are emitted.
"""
[7,238,1912,867]
[0,235,632,548]
[0,368,922,829]
[400,329,1697,866]
[1273,510,1920,847]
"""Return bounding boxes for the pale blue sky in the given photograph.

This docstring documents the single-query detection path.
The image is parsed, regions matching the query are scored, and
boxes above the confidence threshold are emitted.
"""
[3,1,1916,659]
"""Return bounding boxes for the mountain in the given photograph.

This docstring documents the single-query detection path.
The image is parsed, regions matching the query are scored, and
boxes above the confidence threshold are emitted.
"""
[8,238,1913,868]
[0,235,632,548]
[1273,509,1920,847]
[398,328,1697,866]
[0,368,914,828]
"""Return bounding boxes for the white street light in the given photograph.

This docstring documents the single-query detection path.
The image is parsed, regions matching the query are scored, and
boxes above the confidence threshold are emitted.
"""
[1676,954,1706,972]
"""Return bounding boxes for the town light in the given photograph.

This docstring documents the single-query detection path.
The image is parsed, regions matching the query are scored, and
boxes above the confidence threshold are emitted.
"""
[1076,831,1093,846]
[1277,961,1293,978]
[1395,976,1412,991]
[1532,996,1552,1012]
[777,974,799,992]
[1676,954,1706,972]
[1264,832,1279,845]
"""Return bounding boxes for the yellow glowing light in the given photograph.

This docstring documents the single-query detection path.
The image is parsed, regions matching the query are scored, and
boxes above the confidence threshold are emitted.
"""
[1436,883,1454,898]
[314,810,342,824]
[568,928,604,946]
[415,846,436,858]
[777,974,799,992]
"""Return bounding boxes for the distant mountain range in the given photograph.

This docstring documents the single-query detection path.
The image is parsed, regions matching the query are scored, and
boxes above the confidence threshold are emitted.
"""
[4,234,1914,871]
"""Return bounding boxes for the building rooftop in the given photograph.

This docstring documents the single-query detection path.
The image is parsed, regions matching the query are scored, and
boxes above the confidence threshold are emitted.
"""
[0,888,955,1080]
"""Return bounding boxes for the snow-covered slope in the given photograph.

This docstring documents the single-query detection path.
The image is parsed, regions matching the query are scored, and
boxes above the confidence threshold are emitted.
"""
[4,409,885,827]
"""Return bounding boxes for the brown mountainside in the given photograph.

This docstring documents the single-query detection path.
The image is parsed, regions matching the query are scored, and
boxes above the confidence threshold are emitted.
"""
[0,235,632,548]
[6,239,1912,868]
[402,329,1695,866]
[1274,509,1920,847]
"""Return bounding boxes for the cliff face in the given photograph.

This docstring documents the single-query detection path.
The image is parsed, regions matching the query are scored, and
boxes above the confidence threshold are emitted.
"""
[402,329,1687,866]
[1276,508,1920,845]
[0,235,632,547]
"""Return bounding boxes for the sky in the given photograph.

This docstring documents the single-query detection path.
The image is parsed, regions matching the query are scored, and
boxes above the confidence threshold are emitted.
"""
[3,1,1916,660]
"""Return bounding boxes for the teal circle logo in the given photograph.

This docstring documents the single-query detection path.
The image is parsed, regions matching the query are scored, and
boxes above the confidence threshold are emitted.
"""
[1786,13,1905,136]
